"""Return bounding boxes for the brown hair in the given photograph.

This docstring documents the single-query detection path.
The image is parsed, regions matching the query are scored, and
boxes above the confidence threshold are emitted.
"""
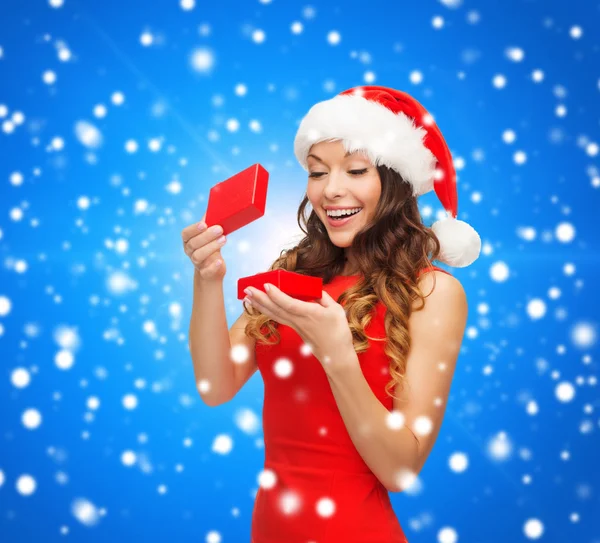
[243,164,443,403]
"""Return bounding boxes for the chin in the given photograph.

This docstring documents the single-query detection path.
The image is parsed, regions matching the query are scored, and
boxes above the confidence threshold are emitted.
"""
[330,240,351,248]
[326,233,353,246]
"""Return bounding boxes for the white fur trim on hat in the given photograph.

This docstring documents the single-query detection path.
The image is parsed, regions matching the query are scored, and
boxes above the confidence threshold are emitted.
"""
[294,93,437,197]
[431,215,482,268]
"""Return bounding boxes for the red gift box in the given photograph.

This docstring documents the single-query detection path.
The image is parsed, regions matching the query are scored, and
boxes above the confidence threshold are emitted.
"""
[204,163,269,236]
[238,270,323,302]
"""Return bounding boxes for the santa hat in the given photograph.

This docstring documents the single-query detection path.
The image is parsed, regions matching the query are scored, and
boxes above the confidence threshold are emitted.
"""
[294,85,481,268]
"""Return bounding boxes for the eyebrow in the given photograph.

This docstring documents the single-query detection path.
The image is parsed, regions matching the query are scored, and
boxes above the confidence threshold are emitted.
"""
[307,151,353,164]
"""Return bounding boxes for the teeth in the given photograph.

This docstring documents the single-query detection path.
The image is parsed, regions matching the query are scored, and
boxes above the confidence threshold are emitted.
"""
[326,207,362,217]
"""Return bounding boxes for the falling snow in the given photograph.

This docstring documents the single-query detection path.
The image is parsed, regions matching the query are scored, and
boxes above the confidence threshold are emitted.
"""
[0,1,597,542]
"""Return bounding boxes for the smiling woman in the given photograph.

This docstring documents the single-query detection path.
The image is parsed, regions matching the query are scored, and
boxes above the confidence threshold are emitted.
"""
[235,85,481,543]
[304,143,383,275]
[243,136,452,381]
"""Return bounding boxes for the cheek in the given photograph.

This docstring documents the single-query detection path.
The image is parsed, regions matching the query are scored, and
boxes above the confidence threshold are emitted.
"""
[360,192,377,208]
[365,184,381,208]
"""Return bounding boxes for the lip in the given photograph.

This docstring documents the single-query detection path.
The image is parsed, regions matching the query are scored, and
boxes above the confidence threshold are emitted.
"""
[325,208,362,228]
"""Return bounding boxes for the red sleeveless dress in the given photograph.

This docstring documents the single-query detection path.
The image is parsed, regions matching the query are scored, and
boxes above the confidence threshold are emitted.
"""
[251,266,452,543]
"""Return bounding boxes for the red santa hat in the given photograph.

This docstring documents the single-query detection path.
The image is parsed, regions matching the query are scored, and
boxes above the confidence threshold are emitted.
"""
[294,85,481,268]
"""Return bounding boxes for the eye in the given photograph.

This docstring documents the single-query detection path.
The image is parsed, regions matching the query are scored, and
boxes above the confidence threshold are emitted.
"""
[308,169,367,178]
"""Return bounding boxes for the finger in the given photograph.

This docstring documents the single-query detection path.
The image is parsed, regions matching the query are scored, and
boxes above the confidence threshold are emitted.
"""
[262,283,312,317]
[246,287,295,328]
[196,255,224,280]
[190,236,226,266]
[244,297,273,321]
[185,224,225,255]
[181,213,208,244]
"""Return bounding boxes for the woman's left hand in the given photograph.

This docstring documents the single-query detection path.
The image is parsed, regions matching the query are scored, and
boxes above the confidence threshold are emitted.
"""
[243,283,356,371]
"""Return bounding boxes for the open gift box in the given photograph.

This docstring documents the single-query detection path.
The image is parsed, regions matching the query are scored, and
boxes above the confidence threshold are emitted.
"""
[237,270,323,302]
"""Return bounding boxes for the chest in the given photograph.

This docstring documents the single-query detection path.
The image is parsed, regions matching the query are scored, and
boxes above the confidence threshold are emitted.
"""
[255,297,395,411]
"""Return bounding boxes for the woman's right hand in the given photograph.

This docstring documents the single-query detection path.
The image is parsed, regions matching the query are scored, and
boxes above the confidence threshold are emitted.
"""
[182,213,228,281]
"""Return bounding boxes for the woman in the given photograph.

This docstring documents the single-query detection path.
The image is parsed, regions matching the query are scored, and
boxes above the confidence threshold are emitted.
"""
[238,86,482,542]
[185,85,481,542]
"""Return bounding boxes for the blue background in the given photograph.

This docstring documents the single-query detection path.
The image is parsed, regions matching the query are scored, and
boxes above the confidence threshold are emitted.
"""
[1,0,599,541]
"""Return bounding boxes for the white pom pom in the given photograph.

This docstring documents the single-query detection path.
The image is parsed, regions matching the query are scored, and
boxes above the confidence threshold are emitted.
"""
[431,216,481,267]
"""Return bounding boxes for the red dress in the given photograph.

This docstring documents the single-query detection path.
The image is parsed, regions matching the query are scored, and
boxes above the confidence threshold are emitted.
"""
[251,266,452,543]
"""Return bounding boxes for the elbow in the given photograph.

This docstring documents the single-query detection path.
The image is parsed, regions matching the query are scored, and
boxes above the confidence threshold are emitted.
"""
[198,393,219,408]
[384,458,422,493]
[199,393,231,408]
[198,386,230,408]
[385,470,421,494]
[384,431,423,492]
[383,477,401,494]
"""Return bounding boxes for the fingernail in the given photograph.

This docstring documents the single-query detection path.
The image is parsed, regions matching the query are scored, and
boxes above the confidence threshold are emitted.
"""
[264,283,271,292]
[244,288,253,297]
[210,225,223,234]
[198,222,207,231]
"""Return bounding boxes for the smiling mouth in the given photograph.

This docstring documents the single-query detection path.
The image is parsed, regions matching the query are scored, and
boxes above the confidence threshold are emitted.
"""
[324,208,363,226]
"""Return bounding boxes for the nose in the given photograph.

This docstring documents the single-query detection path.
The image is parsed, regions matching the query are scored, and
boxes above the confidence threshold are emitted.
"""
[322,171,349,200]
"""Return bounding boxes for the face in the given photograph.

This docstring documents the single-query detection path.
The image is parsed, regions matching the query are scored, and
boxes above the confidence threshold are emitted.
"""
[306,140,381,247]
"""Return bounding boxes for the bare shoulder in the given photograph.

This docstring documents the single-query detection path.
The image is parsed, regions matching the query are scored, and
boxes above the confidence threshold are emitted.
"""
[415,269,467,306]
[392,270,469,479]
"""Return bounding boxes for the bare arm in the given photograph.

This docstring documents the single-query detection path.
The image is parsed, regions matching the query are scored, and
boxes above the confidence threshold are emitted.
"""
[183,214,259,406]
[188,271,258,407]
[325,271,468,491]
[188,271,235,407]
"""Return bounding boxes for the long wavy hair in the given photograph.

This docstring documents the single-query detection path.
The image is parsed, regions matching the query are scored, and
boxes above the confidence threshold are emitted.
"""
[243,163,444,404]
